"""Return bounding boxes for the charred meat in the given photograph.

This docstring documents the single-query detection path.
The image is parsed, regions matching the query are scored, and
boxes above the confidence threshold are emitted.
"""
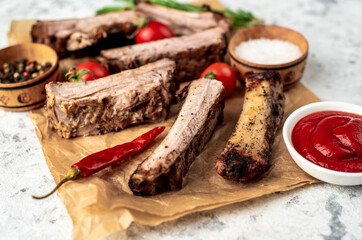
[46,59,176,138]
[216,71,285,182]
[129,79,225,196]
[136,2,231,36]
[98,27,226,82]
[31,11,145,57]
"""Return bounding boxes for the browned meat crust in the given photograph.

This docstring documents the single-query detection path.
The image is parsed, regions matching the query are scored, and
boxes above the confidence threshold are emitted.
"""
[45,59,176,138]
[98,27,226,82]
[136,2,231,36]
[31,11,145,57]
[129,79,225,196]
[216,71,285,182]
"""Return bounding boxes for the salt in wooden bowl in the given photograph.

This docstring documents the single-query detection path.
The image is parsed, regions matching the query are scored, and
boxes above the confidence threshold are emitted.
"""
[228,25,309,90]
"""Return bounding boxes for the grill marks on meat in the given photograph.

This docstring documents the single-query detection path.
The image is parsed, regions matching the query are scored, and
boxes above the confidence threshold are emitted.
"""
[136,2,231,36]
[46,59,176,138]
[99,27,226,82]
[216,71,285,182]
[31,11,144,57]
[129,79,225,196]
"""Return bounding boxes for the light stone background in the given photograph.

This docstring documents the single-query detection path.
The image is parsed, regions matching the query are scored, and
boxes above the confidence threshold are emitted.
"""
[0,0,361,239]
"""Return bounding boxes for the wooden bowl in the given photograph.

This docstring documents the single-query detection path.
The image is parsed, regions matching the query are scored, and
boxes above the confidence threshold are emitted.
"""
[0,43,60,111]
[228,25,308,90]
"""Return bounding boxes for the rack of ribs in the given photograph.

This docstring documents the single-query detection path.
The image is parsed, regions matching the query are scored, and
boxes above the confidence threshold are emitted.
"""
[98,27,226,82]
[31,11,145,57]
[129,79,225,196]
[216,71,285,182]
[136,2,231,36]
[45,59,176,138]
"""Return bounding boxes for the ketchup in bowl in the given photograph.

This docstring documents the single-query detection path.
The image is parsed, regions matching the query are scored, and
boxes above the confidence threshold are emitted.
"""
[292,111,362,172]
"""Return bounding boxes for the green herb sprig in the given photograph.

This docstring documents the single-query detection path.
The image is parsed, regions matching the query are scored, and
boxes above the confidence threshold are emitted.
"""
[146,0,206,12]
[96,0,136,15]
[96,6,134,15]
[96,0,261,28]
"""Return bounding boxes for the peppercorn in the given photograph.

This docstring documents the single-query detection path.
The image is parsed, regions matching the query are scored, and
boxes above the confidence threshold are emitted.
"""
[0,58,52,84]
[18,63,24,72]
[21,76,27,81]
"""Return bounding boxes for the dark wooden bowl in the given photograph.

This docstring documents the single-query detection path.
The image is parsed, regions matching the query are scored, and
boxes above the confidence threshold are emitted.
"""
[228,25,309,90]
[0,43,59,111]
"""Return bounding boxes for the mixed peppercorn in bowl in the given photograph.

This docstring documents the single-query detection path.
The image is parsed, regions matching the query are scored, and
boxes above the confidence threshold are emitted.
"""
[0,58,52,84]
[0,43,59,111]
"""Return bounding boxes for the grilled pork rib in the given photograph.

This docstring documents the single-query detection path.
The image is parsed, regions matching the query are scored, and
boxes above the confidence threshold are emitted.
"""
[31,11,144,57]
[136,2,231,36]
[98,27,226,82]
[216,71,285,182]
[129,79,225,196]
[46,59,176,138]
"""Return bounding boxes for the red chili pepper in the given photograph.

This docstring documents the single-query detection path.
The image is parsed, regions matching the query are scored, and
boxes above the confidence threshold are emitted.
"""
[23,72,29,76]
[32,126,165,199]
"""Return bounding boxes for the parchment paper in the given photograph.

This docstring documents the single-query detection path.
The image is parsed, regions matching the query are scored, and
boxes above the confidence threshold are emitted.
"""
[8,1,321,239]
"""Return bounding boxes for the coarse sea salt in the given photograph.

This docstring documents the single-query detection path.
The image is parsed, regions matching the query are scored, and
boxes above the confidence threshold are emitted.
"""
[235,38,302,65]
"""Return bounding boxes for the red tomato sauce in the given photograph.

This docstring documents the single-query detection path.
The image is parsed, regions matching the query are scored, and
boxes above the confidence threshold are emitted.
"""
[292,111,362,172]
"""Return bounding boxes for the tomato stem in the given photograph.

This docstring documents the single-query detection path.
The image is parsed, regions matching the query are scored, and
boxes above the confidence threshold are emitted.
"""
[65,67,96,82]
[126,17,148,39]
[204,71,216,79]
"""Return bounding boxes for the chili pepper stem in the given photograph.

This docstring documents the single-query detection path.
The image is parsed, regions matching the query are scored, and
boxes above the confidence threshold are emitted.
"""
[32,167,81,200]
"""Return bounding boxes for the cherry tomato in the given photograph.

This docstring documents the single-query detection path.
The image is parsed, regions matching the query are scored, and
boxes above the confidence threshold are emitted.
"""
[135,20,175,44]
[200,63,237,97]
[66,61,110,82]
[75,62,109,81]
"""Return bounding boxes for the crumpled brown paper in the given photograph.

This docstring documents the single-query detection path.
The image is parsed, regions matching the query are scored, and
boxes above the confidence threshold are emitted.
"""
[9,1,321,239]
[28,81,320,239]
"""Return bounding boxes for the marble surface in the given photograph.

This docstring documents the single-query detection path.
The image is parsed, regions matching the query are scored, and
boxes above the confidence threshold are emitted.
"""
[0,0,361,239]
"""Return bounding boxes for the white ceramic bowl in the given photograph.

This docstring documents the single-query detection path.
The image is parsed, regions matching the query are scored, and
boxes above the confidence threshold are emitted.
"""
[283,101,362,186]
